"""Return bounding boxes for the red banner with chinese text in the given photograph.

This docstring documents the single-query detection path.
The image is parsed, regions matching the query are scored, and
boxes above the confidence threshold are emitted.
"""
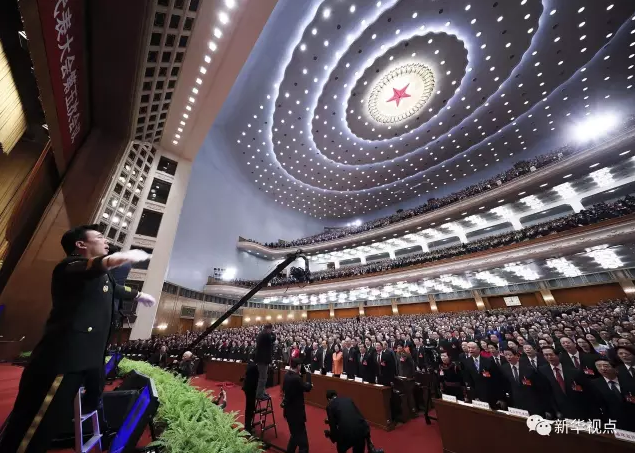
[37,0,89,163]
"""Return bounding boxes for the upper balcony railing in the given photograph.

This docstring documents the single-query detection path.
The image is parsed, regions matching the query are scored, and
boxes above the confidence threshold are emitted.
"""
[212,212,635,299]
[237,124,635,259]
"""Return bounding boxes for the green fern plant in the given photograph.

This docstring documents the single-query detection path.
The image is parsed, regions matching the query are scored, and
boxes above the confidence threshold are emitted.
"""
[118,359,262,453]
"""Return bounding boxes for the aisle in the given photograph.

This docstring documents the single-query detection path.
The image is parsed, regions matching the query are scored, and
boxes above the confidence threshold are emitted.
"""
[192,374,443,453]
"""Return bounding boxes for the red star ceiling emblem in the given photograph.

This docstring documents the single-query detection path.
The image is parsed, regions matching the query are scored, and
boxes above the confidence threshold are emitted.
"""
[386,84,411,107]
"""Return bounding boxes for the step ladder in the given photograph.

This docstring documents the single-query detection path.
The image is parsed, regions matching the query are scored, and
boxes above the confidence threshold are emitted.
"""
[74,387,102,453]
[253,396,277,438]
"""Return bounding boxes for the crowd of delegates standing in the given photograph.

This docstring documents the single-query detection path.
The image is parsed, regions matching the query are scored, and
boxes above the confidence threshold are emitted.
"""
[116,298,635,429]
[230,195,635,288]
[245,147,572,249]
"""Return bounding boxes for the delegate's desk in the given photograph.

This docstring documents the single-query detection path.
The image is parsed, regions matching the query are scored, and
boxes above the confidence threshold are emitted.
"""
[279,370,394,431]
[205,359,247,385]
[435,399,635,453]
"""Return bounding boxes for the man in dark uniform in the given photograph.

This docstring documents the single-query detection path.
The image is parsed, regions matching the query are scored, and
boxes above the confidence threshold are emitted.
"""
[282,358,312,453]
[241,361,260,434]
[255,323,276,400]
[325,390,370,453]
[0,225,155,453]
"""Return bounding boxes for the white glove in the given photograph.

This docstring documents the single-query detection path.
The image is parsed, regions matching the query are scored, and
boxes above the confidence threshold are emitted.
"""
[136,292,156,307]
[113,249,152,263]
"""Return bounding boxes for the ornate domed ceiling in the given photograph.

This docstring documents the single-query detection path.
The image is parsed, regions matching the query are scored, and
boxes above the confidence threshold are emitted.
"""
[216,0,635,219]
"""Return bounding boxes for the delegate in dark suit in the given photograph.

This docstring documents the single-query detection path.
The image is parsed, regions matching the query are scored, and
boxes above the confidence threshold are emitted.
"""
[326,395,370,453]
[0,250,143,453]
[559,351,600,379]
[282,366,313,453]
[461,355,503,407]
[591,377,635,431]
[319,346,333,374]
[500,361,550,415]
[376,349,397,386]
[359,349,377,383]
[344,346,360,378]
[539,364,598,420]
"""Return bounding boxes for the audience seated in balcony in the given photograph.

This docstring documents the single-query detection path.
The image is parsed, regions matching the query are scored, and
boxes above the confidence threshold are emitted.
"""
[245,147,573,249]
[229,195,635,288]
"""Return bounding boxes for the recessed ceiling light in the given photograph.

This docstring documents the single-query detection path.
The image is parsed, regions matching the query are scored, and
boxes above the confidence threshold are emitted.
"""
[224,0,236,8]
[195,78,202,85]
[213,28,223,38]
[208,41,217,52]
[349,5,356,13]
[322,7,331,19]
[300,43,306,51]
[204,55,211,63]
[465,4,471,11]
[218,11,229,24]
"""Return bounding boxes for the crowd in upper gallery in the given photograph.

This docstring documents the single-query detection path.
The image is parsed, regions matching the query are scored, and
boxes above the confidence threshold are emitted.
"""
[228,195,635,288]
[244,147,573,248]
[243,116,635,250]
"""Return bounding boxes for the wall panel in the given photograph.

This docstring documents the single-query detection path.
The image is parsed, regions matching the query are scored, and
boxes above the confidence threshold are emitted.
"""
[364,305,393,317]
[308,309,331,320]
[398,303,431,315]
[334,307,359,318]
[437,298,477,313]
[551,284,625,307]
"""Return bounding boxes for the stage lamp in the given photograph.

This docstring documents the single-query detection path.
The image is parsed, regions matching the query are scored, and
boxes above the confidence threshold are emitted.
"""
[221,267,237,280]
[573,113,619,142]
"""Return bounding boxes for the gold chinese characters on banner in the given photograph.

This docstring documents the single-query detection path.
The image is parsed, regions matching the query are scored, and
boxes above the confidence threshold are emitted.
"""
[0,42,27,155]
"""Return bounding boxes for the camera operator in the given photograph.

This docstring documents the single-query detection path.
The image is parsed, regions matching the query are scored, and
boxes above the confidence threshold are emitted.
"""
[255,323,276,400]
[324,390,370,453]
[282,358,312,453]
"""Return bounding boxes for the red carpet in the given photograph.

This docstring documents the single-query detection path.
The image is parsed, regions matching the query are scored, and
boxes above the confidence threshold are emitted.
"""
[190,375,442,453]
[0,365,442,452]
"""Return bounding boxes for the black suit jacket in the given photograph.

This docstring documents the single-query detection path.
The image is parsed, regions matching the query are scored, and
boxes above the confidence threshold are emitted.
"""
[242,362,259,395]
[617,364,635,388]
[282,370,312,422]
[254,331,276,364]
[490,355,507,368]
[359,350,377,383]
[326,397,369,448]
[500,362,549,415]
[558,352,599,378]
[461,355,503,406]
[344,346,360,377]
[319,347,333,372]
[539,364,598,420]
[30,256,139,373]
[591,377,635,431]
[520,355,548,370]
[377,350,396,385]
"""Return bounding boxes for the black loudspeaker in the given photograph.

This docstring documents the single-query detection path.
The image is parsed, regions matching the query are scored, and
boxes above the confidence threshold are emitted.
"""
[50,389,140,449]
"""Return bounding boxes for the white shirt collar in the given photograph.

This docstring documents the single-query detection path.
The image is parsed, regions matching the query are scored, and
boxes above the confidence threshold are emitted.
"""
[604,376,620,387]
[551,364,562,372]
[570,352,579,359]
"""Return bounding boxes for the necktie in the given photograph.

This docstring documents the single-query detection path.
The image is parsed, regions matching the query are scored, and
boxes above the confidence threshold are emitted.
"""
[512,365,519,382]
[609,381,621,398]
[474,358,479,371]
[495,357,500,366]
[629,366,635,378]
[554,367,566,393]
[531,359,537,369]
[573,355,580,369]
